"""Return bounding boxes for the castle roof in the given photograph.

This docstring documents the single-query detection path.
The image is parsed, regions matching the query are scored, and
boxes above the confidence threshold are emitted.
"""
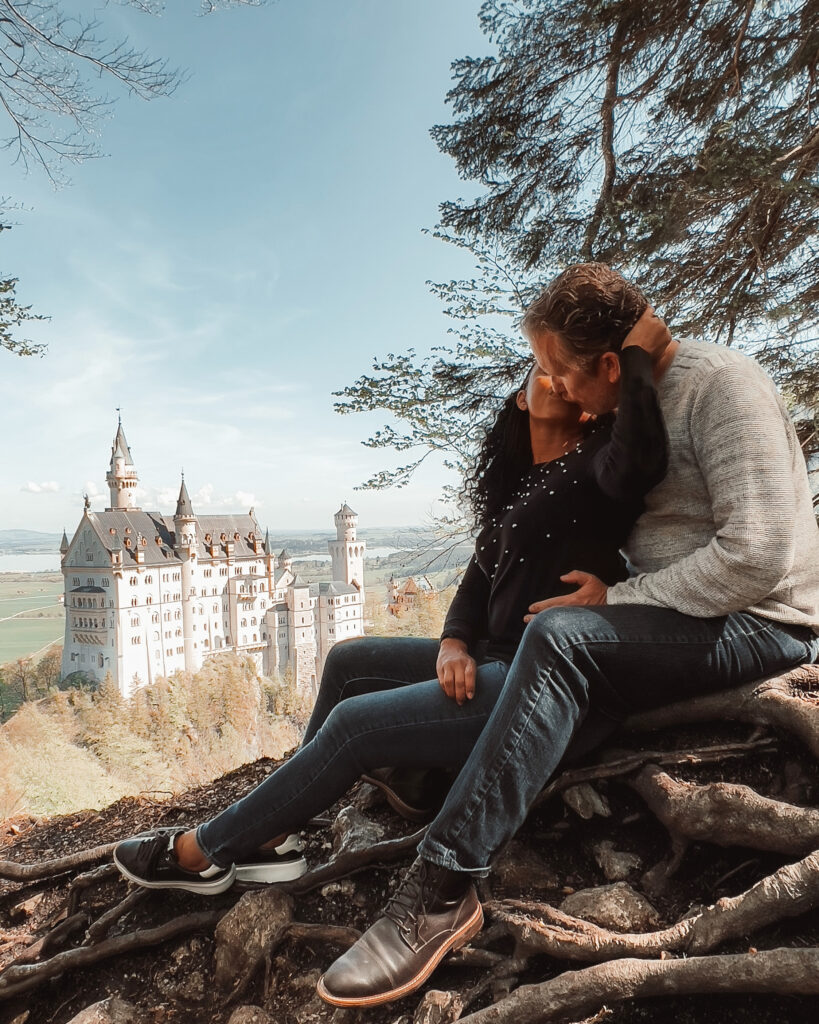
[175,477,194,518]
[279,548,291,561]
[110,421,134,466]
[335,502,357,517]
[74,509,265,566]
[312,581,360,597]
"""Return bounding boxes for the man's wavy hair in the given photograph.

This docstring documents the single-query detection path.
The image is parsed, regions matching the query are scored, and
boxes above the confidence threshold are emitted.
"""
[521,263,648,370]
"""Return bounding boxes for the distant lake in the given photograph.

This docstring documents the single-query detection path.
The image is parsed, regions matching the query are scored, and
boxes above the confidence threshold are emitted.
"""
[0,553,62,573]
[295,546,402,563]
[0,545,405,574]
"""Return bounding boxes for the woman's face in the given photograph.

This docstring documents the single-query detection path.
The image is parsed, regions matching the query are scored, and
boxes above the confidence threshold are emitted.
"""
[516,365,584,423]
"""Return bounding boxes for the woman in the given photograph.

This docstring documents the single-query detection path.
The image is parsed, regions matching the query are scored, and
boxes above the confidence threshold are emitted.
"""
[113,309,669,895]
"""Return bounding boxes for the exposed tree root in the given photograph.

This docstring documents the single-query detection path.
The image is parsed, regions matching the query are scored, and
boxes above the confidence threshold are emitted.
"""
[0,910,224,1000]
[86,888,147,944]
[277,826,426,895]
[457,947,819,1023]
[286,922,361,948]
[533,737,777,809]
[631,765,819,854]
[0,843,118,883]
[490,849,819,961]
[625,664,819,758]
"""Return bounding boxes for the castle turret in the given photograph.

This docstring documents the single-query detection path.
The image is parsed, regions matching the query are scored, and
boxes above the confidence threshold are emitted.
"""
[60,529,69,561]
[106,416,139,510]
[329,502,365,589]
[174,475,201,672]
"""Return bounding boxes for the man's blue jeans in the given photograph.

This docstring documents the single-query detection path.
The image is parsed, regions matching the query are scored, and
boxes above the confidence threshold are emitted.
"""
[197,606,817,872]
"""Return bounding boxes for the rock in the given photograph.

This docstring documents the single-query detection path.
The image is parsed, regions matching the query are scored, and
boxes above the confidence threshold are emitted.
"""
[214,888,294,994]
[10,892,45,920]
[64,998,139,1024]
[413,989,466,1023]
[331,805,385,855]
[559,882,660,932]
[227,1007,278,1024]
[321,878,356,899]
[492,841,559,892]
[352,780,384,811]
[562,782,611,819]
[593,840,643,881]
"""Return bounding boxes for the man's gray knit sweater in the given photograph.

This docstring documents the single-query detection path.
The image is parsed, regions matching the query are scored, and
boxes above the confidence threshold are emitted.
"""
[606,339,819,631]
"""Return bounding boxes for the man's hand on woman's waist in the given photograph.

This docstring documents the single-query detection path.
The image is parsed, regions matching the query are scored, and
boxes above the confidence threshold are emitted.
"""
[524,571,609,622]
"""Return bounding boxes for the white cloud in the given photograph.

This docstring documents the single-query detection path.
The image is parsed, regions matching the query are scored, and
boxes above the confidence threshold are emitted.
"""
[195,483,214,506]
[234,491,259,509]
[21,480,60,493]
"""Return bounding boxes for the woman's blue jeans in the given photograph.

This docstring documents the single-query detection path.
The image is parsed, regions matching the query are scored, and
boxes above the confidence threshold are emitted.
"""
[196,607,817,872]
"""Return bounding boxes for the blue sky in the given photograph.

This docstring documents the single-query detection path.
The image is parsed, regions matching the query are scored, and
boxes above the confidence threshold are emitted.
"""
[1,0,492,535]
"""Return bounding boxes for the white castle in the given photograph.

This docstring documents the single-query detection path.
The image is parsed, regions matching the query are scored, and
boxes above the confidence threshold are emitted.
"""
[60,420,366,697]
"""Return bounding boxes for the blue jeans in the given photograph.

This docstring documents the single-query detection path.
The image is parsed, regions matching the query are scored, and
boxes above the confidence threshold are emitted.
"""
[196,609,817,871]
[196,637,510,866]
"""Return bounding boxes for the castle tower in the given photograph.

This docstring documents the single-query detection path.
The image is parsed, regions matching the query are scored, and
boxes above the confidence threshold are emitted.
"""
[106,416,139,510]
[329,502,365,589]
[174,475,201,672]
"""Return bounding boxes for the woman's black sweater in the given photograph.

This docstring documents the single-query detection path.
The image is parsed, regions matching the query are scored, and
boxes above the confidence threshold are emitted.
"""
[441,347,668,659]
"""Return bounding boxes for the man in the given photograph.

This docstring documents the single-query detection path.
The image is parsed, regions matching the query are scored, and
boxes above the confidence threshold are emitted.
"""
[318,263,819,1008]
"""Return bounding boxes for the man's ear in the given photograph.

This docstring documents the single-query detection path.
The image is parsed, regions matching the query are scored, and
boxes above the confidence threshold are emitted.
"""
[600,351,621,384]
[515,390,528,411]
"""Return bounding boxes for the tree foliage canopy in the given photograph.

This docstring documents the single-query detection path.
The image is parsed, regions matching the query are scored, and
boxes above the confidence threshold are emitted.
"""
[337,0,819,500]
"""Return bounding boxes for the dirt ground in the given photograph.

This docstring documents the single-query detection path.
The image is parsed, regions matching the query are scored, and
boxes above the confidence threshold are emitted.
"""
[1,727,817,1024]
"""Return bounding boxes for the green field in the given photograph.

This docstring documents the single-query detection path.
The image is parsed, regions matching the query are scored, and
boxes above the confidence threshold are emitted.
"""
[0,574,64,663]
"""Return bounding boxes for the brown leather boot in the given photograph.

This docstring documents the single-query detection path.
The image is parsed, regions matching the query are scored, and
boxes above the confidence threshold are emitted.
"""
[317,857,483,1007]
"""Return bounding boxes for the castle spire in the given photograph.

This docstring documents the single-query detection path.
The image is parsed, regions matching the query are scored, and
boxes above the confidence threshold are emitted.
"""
[106,415,139,510]
[175,474,194,519]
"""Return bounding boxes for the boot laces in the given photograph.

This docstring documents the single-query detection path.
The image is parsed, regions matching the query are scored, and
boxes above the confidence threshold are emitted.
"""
[383,861,428,938]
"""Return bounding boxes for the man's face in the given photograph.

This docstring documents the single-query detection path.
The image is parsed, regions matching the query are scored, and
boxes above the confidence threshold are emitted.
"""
[527,329,620,416]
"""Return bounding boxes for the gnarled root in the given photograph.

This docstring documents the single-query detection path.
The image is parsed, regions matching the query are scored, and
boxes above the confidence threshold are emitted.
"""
[625,664,819,758]
[630,765,819,854]
[490,849,819,961]
[0,844,118,883]
[457,947,819,1024]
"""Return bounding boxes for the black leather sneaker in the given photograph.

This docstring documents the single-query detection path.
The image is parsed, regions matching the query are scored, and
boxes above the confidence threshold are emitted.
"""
[317,857,483,1007]
[113,828,236,894]
[235,833,308,883]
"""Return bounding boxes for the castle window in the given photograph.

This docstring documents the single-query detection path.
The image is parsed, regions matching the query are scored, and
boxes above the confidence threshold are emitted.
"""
[253,634,257,642]
[152,613,159,624]
[145,575,152,584]
[146,596,152,605]
[86,578,94,587]
[259,583,265,592]
[251,617,257,625]
[241,618,247,627]
[72,577,80,586]
[130,576,138,586]
[131,598,138,607]
[86,551,94,561]
[102,578,109,587]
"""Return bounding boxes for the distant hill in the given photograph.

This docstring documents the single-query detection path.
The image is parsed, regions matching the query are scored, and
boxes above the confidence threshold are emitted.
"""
[0,530,63,553]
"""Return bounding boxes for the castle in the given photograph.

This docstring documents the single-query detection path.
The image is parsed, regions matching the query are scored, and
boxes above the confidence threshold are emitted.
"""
[60,421,366,696]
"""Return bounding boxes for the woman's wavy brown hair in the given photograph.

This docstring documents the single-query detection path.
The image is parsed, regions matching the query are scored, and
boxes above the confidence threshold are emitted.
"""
[521,263,648,370]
